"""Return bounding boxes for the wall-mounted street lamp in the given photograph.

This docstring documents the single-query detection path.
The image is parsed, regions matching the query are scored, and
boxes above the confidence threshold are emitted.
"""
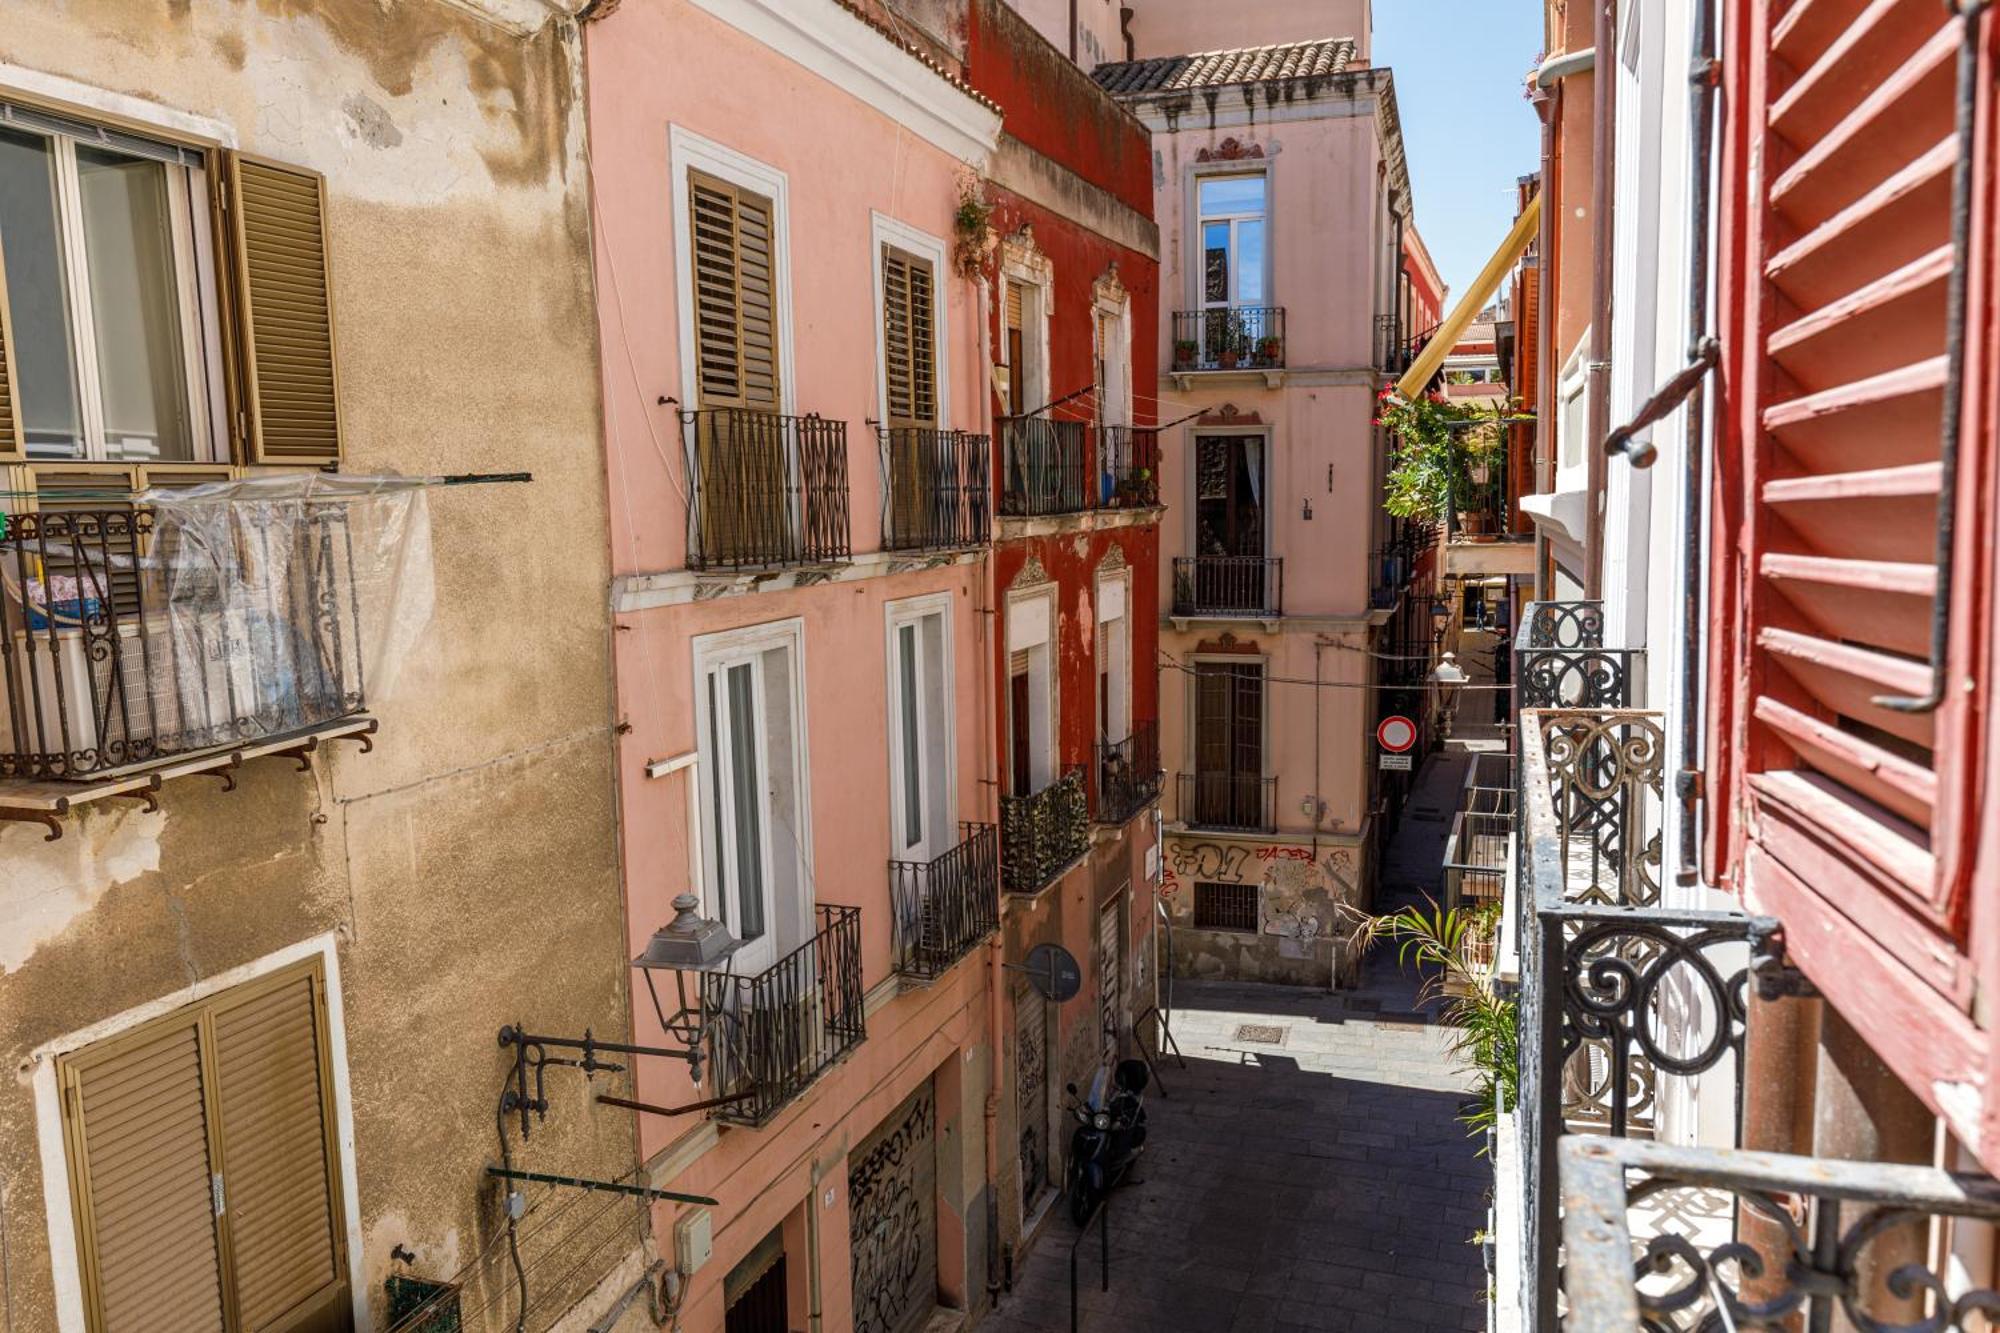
[499,893,744,1138]
[1431,652,1468,734]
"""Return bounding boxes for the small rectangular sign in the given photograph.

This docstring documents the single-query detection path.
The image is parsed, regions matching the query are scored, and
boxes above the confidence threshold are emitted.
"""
[1379,753,1413,771]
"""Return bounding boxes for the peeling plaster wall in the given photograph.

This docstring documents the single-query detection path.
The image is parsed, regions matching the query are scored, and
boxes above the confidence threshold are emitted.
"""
[1157,832,1367,987]
[0,3,630,1330]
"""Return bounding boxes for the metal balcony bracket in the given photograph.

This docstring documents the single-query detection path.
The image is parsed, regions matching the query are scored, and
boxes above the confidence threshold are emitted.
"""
[1746,916,1817,1000]
[110,776,162,815]
[596,1090,757,1119]
[483,1165,719,1208]
[498,1024,698,1140]
[0,807,65,841]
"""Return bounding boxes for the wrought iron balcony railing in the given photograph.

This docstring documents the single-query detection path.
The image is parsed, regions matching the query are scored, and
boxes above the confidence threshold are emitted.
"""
[1441,752,1513,915]
[878,427,992,552]
[1176,770,1276,833]
[999,766,1090,895]
[1560,1136,2000,1331]
[1093,425,1160,509]
[889,822,998,982]
[701,904,866,1128]
[1373,312,1409,373]
[1171,307,1286,372]
[998,417,1090,518]
[1446,447,1515,540]
[681,408,852,570]
[2,505,367,782]
[1095,719,1162,826]
[1514,599,1639,708]
[1171,556,1283,618]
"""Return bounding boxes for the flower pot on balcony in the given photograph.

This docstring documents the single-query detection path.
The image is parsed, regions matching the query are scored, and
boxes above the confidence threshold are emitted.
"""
[1218,350,1240,369]
[1173,340,1197,370]
[1257,337,1283,366]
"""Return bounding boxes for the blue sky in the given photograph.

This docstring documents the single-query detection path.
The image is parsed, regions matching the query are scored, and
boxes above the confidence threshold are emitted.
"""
[1372,2,1545,303]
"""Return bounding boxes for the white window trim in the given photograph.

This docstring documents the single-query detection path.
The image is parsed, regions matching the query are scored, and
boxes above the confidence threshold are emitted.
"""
[30,932,369,1333]
[670,125,798,416]
[1096,568,1131,744]
[692,616,813,975]
[1005,584,1058,792]
[884,590,957,860]
[1091,286,1132,428]
[998,240,1054,414]
[1185,161,1275,314]
[870,212,953,430]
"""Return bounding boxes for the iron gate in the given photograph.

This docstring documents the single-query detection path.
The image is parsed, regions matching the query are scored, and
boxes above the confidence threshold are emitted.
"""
[1015,981,1051,1221]
[1097,895,1125,1068]
[848,1080,937,1333]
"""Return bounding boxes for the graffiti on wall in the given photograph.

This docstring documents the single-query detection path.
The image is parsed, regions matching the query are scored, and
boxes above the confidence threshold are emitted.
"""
[1162,840,1365,975]
[849,1083,938,1333]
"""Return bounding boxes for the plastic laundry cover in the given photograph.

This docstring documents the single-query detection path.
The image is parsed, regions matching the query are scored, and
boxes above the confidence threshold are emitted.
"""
[124,473,436,759]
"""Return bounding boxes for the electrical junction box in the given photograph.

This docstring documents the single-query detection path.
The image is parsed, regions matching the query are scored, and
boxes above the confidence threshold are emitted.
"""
[674,1208,713,1274]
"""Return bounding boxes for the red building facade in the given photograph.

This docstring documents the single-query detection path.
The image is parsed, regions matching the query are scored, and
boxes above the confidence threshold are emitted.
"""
[963,0,1166,1266]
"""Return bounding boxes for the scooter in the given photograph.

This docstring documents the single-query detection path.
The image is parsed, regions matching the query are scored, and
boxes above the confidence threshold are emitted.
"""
[1063,1058,1149,1225]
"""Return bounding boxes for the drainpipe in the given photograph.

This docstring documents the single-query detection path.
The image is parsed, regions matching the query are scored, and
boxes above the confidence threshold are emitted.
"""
[806,1177,824,1333]
[1584,1,1616,600]
[1528,50,1590,600]
[975,274,1005,1308]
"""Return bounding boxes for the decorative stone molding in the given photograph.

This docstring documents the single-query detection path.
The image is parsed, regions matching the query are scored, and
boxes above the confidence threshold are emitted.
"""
[1097,544,1128,573]
[1000,225,1053,286]
[1010,552,1051,589]
[1196,137,1265,162]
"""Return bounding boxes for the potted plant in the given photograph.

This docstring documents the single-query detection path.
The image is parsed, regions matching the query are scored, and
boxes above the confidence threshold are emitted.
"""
[1368,900,1517,1139]
[1216,310,1249,369]
[1173,339,1198,370]
[1256,334,1283,367]
[1379,391,1511,531]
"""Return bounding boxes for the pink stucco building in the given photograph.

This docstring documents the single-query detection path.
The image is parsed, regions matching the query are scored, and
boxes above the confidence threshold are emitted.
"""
[1095,13,1423,985]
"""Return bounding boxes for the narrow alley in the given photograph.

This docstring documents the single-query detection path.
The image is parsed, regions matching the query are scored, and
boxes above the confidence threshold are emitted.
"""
[983,750,1491,1333]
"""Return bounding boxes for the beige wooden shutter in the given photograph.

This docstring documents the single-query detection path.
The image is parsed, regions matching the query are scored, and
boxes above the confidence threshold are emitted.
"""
[884,250,916,425]
[0,229,24,461]
[690,173,781,411]
[220,157,340,467]
[210,970,346,1332]
[61,1018,227,1333]
[909,260,935,424]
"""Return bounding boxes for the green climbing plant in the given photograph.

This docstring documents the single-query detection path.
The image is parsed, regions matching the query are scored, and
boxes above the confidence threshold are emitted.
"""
[1376,390,1509,525]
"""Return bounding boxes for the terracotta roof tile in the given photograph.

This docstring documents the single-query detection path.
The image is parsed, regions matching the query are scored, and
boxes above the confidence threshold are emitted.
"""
[1092,37,1358,97]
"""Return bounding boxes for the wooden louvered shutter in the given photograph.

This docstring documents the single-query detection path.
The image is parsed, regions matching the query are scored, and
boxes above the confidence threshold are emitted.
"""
[209,970,347,1332]
[221,157,341,467]
[1718,1,1993,998]
[690,173,781,410]
[0,229,24,460]
[882,249,938,429]
[61,1018,226,1333]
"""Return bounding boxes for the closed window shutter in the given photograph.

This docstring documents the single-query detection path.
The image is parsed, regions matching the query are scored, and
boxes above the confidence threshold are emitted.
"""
[690,173,781,410]
[1731,4,1979,951]
[62,1019,226,1333]
[222,157,341,467]
[882,248,937,429]
[210,972,343,1331]
[1005,280,1024,334]
[0,234,23,460]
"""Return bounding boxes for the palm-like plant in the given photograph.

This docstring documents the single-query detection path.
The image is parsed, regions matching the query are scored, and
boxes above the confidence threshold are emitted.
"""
[1370,898,1516,1141]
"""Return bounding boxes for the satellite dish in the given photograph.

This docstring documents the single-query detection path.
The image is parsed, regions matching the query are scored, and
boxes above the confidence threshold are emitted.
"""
[1017,943,1083,1003]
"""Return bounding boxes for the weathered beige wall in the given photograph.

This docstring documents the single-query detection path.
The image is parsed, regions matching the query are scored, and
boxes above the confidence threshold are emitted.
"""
[0,3,634,1330]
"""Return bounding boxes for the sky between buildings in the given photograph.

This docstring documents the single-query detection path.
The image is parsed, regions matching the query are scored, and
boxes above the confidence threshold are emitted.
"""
[1373,1,1546,305]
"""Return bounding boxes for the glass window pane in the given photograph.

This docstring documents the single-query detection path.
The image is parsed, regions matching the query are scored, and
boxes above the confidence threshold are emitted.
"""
[0,128,84,457]
[1236,220,1266,304]
[1202,221,1229,304]
[76,146,192,461]
[726,663,765,941]
[899,624,922,850]
[1198,175,1266,220]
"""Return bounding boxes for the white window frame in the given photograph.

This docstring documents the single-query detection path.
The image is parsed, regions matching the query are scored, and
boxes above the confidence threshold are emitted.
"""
[693,616,813,977]
[1187,165,1273,313]
[29,933,368,1333]
[1006,586,1057,793]
[885,591,957,863]
[1092,288,1132,428]
[669,125,797,417]
[998,237,1053,413]
[1096,569,1130,746]
[870,212,952,430]
[1,101,226,463]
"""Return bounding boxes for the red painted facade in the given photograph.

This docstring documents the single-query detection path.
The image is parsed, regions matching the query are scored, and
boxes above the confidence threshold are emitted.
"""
[1708,0,2000,1163]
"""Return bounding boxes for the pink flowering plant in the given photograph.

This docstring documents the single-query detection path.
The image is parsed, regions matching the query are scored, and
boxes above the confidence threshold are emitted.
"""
[1377,387,1508,523]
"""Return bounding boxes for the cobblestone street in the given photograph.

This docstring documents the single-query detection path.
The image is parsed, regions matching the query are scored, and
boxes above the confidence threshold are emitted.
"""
[983,754,1491,1333]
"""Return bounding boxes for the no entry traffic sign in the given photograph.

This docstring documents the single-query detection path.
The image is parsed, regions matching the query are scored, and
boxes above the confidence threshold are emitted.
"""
[1377,715,1417,753]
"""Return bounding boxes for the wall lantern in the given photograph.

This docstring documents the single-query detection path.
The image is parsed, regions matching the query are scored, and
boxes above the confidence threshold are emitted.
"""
[1430,652,1468,729]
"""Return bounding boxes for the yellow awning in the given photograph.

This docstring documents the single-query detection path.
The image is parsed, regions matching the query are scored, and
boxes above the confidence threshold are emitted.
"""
[1395,192,1542,400]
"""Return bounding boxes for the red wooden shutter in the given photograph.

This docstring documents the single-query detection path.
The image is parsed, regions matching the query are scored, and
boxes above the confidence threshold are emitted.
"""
[1714,0,1995,1066]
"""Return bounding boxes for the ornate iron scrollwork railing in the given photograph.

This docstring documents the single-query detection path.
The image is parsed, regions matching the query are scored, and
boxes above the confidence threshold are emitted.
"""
[889,822,998,982]
[1515,599,1640,708]
[1,504,368,781]
[1560,1136,2000,1331]
[702,904,866,1128]
[999,766,1089,895]
[1514,707,1766,1331]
